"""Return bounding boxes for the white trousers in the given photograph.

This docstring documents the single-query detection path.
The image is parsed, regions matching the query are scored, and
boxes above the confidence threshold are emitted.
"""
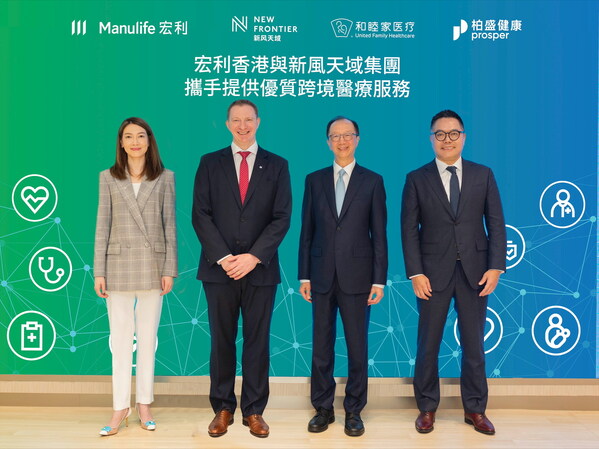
[106,289,162,410]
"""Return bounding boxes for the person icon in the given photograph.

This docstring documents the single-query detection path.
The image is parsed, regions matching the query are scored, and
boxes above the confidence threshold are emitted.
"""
[550,189,575,218]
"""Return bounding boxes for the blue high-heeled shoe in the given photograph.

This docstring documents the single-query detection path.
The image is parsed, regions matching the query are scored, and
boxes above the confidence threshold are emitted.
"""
[136,404,156,431]
[99,407,131,436]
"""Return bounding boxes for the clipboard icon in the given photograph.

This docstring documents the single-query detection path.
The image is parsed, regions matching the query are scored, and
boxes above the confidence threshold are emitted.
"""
[21,321,43,351]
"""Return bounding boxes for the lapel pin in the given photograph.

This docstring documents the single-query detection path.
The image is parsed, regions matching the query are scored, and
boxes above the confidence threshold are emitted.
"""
[259,165,263,169]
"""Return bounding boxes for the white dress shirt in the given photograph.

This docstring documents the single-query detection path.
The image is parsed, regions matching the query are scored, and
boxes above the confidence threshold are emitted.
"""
[435,156,462,200]
[231,140,259,182]
[333,159,356,190]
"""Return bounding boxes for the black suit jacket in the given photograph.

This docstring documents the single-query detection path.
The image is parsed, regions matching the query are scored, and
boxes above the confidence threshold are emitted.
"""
[192,146,292,286]
[401,159,506,291]
[298,164,388,294]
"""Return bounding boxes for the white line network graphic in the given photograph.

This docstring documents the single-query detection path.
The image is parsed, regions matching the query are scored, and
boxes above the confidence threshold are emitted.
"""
[0,174,596,379]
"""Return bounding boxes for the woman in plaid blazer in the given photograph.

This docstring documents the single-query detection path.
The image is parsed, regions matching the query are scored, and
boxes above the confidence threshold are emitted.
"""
[94,117,177,436]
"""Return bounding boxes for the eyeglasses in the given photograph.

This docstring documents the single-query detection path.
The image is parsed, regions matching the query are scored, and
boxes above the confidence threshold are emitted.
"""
[328,133,358,142]
[431,130,464,141]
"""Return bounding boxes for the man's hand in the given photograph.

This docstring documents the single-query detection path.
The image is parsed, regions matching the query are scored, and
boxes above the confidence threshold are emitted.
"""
[299,282,312,303]
[94,276,108,298]
[367,286,384,305]
[478,269,501,297]
[160,276,174,296]
[411,275,432,300]
[220,256,234,272]
[224,253,260,280]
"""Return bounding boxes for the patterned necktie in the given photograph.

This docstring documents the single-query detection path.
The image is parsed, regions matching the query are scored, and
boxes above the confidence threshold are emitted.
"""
[238,151,250,204]
[336,168,346,215]
[446,166,460,215]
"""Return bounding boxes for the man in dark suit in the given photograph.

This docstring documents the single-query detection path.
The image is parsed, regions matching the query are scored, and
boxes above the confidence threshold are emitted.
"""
[298,116,388,437]
[401,110,506,435]
[192,99,291,438]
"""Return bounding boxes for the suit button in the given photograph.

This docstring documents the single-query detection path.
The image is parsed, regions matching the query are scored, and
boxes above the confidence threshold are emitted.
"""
[336,226,341,231]
[144,242,150,248]
[236,240,240,245]
[240,218,246,223]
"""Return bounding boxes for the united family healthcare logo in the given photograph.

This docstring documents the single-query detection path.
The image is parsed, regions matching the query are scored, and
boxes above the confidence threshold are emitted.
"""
[330,17,415,39]
[453,18,523,41]
[331,18,353,38]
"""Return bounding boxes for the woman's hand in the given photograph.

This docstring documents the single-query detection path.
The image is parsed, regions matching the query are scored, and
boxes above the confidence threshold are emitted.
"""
[94,277,108,298]
[161,276,174,296]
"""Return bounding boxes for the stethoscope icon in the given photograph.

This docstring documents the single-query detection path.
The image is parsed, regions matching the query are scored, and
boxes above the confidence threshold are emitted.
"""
[38,256,65,284]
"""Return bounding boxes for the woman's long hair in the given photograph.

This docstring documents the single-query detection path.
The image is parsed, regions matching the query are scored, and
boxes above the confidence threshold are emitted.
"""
[110,117,164,181]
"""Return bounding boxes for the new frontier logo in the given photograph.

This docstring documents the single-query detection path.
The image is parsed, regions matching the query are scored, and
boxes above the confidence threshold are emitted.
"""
[232,16,248,32]
[453,19,467,40]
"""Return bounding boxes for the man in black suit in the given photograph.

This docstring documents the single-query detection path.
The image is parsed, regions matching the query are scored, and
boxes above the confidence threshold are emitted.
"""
[401,110,506,435]
[192,99,291,438]
[298,116,388,437]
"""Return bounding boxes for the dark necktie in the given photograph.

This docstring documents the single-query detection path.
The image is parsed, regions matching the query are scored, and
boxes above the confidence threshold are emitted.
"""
[446,166,460,216]
[238,151,250,204]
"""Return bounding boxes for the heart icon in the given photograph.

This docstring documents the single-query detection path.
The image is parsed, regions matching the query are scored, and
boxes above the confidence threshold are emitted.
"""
[484,317,495,341]
[20,186,50,214]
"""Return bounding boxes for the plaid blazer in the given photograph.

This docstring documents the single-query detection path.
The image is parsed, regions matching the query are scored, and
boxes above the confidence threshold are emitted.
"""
[94,168,178,291]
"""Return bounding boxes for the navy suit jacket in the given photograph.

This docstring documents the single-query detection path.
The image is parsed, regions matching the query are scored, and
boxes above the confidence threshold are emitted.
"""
[298,164,388,295]
[401,159,506,291]
[192,146,292,286]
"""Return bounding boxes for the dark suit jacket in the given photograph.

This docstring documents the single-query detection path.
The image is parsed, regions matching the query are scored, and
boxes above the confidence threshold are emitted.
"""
[401,159,506,291]
[192,146,292,286]
[298,164,388,294]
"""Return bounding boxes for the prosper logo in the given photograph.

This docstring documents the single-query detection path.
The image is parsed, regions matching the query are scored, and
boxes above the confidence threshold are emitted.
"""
[453,19,467,40]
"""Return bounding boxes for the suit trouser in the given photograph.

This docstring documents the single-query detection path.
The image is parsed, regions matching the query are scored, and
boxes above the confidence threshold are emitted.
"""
[413,261,489,414]
[106,289,163,411]
[203,280,276,416]
[311,276,371,414]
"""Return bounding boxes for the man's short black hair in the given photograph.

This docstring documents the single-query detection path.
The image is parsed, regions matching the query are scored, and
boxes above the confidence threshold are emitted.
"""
[430,110,464,130]
[326,116,360,137]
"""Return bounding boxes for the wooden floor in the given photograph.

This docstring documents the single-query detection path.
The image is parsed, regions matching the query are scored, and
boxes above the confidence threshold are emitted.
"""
[1,407,598,448]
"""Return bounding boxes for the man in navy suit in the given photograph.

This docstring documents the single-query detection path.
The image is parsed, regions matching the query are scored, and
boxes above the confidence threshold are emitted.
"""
[401,110,506,435]
[192,99,291,438]
[298,116,388,437]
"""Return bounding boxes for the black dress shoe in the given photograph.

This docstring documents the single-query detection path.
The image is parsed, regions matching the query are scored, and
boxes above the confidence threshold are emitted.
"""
[344,412,365,437]
[308,408,335,433]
